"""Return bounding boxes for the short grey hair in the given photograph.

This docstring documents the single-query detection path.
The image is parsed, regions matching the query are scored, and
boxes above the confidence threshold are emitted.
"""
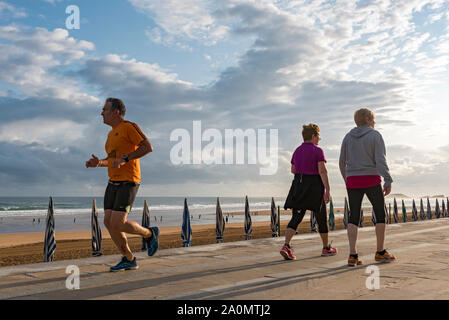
[354,108,374,126]
[106,97,126,116]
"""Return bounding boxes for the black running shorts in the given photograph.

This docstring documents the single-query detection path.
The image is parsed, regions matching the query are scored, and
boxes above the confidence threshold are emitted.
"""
[104,181,140,213]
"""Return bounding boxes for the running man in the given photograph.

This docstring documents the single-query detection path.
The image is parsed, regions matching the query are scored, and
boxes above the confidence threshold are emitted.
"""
[85,98,159,272]
[339,108,396,266]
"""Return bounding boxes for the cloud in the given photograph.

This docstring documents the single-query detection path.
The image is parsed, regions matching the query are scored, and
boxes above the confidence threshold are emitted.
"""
[129,0,230,45]
[1,1,449,196]
[402,33,431,56]
[0,1,27,18]
[0,119,88,149]
[0,26,94,59]
[0,26,96,102]
[200,2,415,135]
[0,140,107,195]
[79,54,206,121]
[144,27,193,51]
[382,144,449,197]
[0,97,96,124]
[42,0,63,4]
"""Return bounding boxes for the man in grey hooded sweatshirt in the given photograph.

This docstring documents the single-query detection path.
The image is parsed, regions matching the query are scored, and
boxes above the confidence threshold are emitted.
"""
[339,108,396,266]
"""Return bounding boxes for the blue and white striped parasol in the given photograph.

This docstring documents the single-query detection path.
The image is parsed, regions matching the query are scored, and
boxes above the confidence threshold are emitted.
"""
[388,203,392,224]
[384,203,389,224]
[402,199,407,223]
[181,198,193,247]
[328,198,335,231]
[44,197,56,262]
[310,211,317,232]
[270,197,279,237]
[91,199,102,256]
[443,198,449,217]
[216,197,225,243]
[412,199,418,221]
[393,198,399,223]
[359,209,364,227]
[427,198,432,220]
[442,199,446,218]
[141,200,151,251]
[420,198,425,220]
[343,197,349,229]
[435,199,441,218]
[244,196,252,240]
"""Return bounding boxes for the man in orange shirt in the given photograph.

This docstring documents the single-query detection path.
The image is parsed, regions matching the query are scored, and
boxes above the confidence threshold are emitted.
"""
[85,98,159,272]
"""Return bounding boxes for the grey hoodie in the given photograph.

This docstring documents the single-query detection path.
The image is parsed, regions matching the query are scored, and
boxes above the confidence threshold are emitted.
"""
[339,125,393,187]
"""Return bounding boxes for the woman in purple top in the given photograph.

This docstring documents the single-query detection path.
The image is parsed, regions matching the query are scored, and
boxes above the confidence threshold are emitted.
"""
[281,124,337,260]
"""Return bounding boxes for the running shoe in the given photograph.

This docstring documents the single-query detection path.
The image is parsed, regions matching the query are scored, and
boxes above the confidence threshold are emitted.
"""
[280,244,296,260]
[347,255,363,267]
[145,226,159,256]
[375,250,397,262]
[321,244,338,256]
[110,256,139,272]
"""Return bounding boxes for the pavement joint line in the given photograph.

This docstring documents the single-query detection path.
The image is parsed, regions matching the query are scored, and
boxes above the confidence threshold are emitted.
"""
[163,242,438,300]
[0,219,448,278]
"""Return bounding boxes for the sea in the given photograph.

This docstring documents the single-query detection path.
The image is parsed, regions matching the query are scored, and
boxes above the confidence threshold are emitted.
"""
[0,196,437,234]
[0,196,289,234]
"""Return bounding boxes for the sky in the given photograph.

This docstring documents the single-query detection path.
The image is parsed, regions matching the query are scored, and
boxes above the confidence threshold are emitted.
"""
[1,0,449,198]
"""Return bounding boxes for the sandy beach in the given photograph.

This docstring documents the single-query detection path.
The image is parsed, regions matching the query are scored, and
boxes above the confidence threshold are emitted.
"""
[0,208,420,267]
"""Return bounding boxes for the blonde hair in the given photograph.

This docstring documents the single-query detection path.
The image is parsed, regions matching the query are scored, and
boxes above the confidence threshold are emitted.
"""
[354,108,374,126]
[302,123,320,141]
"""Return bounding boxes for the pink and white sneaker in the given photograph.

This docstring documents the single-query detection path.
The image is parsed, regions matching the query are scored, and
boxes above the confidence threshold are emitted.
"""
[280,244,296,260]
[321,244,338,256]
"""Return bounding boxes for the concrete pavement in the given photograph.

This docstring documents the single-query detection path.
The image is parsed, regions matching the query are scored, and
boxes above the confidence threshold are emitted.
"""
[2,218,449,300]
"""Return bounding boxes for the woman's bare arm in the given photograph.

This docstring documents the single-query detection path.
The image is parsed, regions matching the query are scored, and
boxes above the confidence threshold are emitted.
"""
[318,161,330,203]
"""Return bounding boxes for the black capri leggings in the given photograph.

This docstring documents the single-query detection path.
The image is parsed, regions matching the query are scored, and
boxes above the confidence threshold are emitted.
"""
[347,184,386,226]
[287,200,328,234]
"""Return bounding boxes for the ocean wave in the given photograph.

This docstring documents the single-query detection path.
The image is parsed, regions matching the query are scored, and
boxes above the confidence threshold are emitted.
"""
[0,201,372,219]
[0,200,278,217]
[0,206,47,211]
[0,208,93,218]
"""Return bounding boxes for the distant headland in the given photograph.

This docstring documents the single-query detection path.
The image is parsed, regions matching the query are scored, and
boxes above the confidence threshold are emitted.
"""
[386,193,409,198]
[386,194,446,199]
[422,195,446,198]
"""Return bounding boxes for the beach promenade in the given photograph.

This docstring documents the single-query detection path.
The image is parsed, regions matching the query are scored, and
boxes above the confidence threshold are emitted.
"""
[1,218,449,300]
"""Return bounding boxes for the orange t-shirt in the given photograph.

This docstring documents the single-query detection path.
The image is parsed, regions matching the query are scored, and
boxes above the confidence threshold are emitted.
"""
[105,121,147,183]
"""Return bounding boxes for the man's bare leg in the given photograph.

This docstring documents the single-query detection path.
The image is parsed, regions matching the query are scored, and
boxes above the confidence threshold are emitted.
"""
[109,211,152,261]
[104,211,131,259]
[112,212,152,238]
[347,223,359,255]
[375,223,386,252]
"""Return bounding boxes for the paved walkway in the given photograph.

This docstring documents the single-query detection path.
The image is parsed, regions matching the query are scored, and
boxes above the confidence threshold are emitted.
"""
[1,218,449,300]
